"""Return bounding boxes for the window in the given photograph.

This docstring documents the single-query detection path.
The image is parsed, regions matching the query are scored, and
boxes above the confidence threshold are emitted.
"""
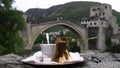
[98,8,100,10]
[99,13,101,16]
[103,12,105,15]
[96,13,97,16]
[90,23,92,25]
[93,9,96,11]
[105,6,107,9]
[101,22,103,25]
[94,22,96,25]
[85,20,87,22]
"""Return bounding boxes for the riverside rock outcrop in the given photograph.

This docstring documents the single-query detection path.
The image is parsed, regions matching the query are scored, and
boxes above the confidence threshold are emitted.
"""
[0,54,33,68]
[80,52,120,68]
[0,53,120,68]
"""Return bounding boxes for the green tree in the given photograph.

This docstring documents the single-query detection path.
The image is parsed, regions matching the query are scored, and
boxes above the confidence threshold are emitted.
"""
[34,34,45,44]
[105,35,111,48]
[58,31,65,37]
[0,0,14,10]
[0,0,26,55]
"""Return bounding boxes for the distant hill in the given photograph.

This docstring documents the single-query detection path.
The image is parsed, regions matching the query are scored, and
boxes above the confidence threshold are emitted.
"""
[25,1,99,24]
[112,10,120,26]
[25,1,120,26]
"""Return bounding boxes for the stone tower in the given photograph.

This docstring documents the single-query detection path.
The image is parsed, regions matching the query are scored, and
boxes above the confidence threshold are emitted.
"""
[81,3,118,52]
[90,4,112,20]
[90,4,118,35]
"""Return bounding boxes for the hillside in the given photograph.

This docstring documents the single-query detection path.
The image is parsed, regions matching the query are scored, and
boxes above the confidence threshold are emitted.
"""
[25,1,120,26]
[25,1,99,24]
[112,10,120,26]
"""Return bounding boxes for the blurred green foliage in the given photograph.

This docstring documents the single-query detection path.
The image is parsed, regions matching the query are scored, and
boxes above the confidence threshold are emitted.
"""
[0,0,26,55]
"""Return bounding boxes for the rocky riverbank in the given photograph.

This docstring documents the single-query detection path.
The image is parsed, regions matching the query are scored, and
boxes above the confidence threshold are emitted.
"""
[0,54,32,68]
[0,52,120,68]
[81,52,120,68]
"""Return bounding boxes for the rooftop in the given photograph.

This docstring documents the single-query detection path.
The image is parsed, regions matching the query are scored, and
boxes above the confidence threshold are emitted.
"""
[81,16,108,22]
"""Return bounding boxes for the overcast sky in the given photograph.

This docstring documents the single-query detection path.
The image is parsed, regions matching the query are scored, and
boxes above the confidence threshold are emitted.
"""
[12,0,120,12]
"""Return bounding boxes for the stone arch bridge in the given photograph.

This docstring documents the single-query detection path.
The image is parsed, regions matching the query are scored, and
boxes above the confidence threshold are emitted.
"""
[20,20,88,52]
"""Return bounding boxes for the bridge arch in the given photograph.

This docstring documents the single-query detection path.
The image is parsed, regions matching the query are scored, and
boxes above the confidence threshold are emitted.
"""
[25,20,87,52]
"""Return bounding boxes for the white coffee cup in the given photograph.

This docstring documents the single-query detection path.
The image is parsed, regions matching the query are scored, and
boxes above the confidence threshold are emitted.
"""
[40,44,56,58]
